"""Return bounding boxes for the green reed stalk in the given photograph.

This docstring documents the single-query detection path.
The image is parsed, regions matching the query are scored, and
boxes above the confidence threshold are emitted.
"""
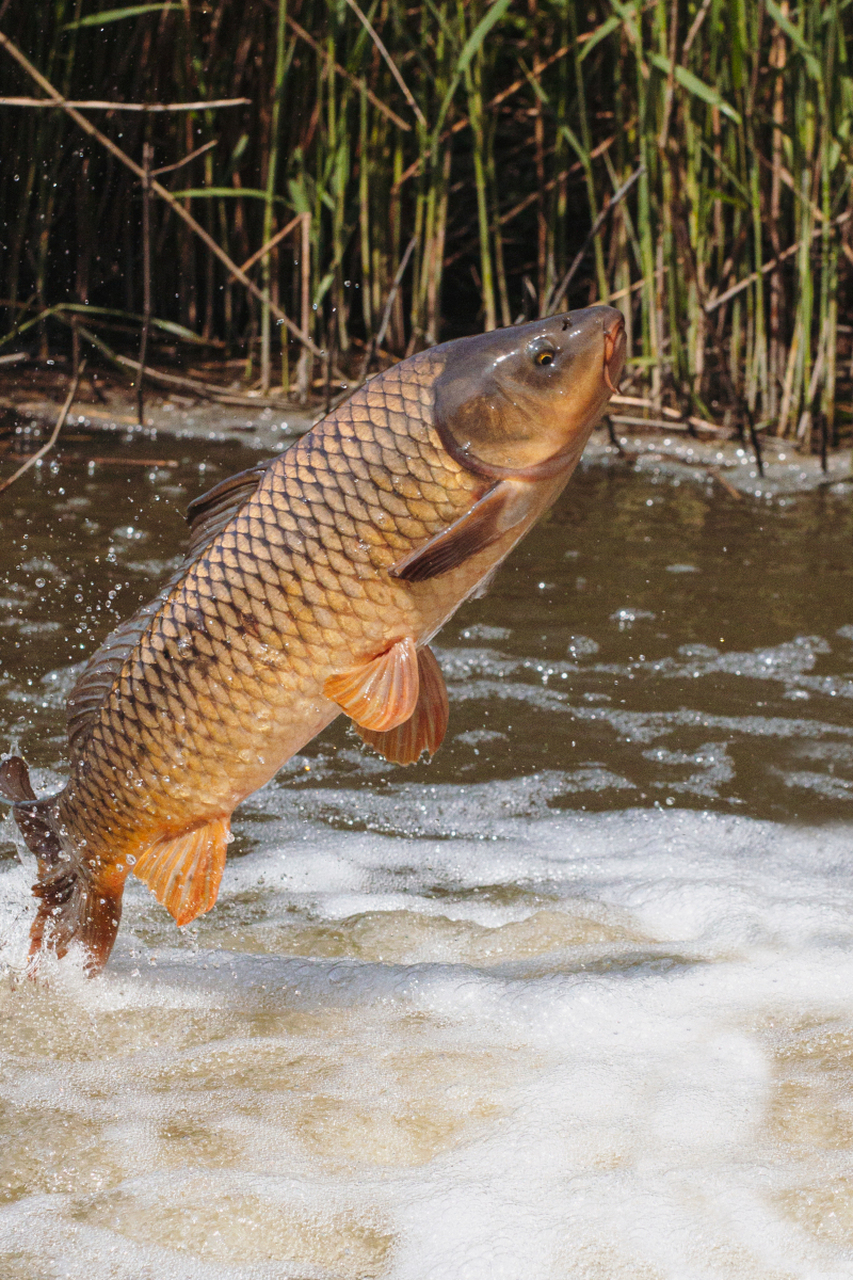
[2,0,852,445]
[567,1,608,306]
[358,85,373,337]
[459,0,496,331]
[261,0,288,393]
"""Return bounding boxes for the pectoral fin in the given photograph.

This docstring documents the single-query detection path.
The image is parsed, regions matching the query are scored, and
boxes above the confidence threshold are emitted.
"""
[324,636,419,732]
[133,816,230,927]
[356,645,449,765]
[390,478,538,583]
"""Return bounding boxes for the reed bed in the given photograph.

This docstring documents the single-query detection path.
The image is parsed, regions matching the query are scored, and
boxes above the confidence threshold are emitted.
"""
[1,0,851,444]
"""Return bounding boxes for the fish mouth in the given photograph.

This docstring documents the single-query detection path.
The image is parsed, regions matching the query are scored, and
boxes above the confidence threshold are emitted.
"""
[603,312,626,395]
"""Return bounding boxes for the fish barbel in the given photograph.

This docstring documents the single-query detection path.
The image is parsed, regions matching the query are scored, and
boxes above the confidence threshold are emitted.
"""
[1,306,625,975]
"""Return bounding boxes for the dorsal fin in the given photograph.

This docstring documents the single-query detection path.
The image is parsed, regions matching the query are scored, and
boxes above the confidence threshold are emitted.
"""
[67,461,272,757]
[66,589,173,757]
[185,461,271,560]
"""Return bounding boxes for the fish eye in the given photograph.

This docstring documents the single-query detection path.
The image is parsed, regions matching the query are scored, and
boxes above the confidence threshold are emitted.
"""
[533,348,556,367]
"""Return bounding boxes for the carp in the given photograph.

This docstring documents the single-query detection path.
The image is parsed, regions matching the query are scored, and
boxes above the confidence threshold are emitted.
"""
[0,306,625,975]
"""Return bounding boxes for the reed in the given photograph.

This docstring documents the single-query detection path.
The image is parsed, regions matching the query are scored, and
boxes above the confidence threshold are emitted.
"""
[0,0,850,443]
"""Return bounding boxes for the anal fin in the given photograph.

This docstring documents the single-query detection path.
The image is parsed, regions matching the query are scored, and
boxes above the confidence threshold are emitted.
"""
[324,636,419,732]
[133,816,230,927]
[390,478,538,583]
[356,645,449,765]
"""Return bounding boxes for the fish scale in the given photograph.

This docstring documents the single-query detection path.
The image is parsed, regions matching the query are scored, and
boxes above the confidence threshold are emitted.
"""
[0,306,626,974]
[58,353,483,875]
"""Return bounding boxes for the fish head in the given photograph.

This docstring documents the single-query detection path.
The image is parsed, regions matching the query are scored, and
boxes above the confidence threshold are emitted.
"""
[432,305,626,477]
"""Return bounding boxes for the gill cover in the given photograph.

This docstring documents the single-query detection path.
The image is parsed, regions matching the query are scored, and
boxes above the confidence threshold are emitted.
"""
[432,306,625,479]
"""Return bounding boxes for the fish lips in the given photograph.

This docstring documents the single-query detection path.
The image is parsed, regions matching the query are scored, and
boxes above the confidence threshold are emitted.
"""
[432,306,625,479]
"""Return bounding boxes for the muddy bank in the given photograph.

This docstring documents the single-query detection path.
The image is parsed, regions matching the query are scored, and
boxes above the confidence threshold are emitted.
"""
[1,363,851,496]
[0,363,315,453]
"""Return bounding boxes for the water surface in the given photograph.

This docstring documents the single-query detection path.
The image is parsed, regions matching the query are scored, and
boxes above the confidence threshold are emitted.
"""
[1,429,853,1278]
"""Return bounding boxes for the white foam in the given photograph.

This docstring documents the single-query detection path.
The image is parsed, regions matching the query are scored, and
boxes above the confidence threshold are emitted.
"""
[3,798,853,1278]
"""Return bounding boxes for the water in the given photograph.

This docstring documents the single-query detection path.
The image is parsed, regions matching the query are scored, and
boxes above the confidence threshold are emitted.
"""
[1,429,853,1279]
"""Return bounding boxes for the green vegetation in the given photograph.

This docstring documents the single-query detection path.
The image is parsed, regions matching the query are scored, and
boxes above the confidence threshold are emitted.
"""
[1,1,851,443]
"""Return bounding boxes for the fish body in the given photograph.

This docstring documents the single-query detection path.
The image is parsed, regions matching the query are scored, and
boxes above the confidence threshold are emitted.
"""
[1,306,625,974]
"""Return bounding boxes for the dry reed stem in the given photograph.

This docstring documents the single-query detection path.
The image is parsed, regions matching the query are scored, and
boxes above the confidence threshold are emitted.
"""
[240,214,302,274]
[705,211,851,313]
[0,356,85,495]
[0,28,324,359]
[341,0,426,129]
[286,15,411,132]
[0,96,250,110]
[545,165,644,314]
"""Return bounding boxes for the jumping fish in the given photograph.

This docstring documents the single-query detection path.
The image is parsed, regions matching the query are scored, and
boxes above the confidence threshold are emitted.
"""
[0,307,625,974]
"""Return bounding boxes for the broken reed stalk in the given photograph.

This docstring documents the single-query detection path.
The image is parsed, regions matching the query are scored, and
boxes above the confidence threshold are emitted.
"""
[0,355,86,495]
[705,211,853,314]
[260,0,289,395]
[342,0,425,129]
[62,456,180,468]
[296,212,311,404]
[73,322,298,410]
[285,15,411,132]
[544,165,645,315]
[240,213,302,274]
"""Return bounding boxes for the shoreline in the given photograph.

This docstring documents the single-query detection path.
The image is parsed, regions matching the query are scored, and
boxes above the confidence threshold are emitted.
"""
[2,371,850,499]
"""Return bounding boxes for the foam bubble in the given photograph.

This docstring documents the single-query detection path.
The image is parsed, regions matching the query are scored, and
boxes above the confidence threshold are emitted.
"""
[3,801,853,1277]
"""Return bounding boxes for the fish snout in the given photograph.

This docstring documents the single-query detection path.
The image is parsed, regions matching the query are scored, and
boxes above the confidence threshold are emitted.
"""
[602,309,626,394]
[430,304,628,478]
[554,304,625,392]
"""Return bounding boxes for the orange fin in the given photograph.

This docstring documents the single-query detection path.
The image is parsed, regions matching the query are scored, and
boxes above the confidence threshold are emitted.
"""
[390,478,537,583]
[133,816,230,927]
[324,636,419,732]
[356,645,449,765]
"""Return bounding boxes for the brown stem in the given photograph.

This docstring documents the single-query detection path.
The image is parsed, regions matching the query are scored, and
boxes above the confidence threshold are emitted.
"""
[296,212,312,404]
[340,0,426,129]
[544,165,644,315]
[137,140,152,427]
[0,355,86,496]
[74,322,299,410]
[705,211,852,314]
[358,235,417,384]
[0,28,323,359]
[240,213,302,274]
[0,96,250,111]
[285,15,410,132]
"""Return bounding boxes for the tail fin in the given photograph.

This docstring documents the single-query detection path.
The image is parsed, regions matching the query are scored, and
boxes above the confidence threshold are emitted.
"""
[0,756,121,975]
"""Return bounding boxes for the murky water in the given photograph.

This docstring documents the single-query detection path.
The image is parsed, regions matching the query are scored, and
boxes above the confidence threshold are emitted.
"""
[1,428,853,1278]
